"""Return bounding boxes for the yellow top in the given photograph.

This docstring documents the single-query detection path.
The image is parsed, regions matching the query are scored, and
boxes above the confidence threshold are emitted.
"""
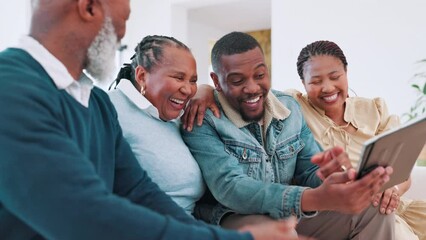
[285,89,400,167]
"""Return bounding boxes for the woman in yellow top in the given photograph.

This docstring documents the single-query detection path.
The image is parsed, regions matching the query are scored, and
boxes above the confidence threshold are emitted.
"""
[288,40,425,240]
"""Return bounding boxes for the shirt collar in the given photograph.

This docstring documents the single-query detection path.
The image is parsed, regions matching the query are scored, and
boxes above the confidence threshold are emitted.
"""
[17,35,76,89]
[217,90,290,128]
[115,79,165,120]
[17,36,94,107]
[300,92,354,126]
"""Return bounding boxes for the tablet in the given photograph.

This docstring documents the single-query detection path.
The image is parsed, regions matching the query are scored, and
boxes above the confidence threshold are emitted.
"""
[356,115,426,191]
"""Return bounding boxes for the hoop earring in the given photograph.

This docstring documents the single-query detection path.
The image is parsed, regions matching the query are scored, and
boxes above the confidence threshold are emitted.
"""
[140,85,146,96]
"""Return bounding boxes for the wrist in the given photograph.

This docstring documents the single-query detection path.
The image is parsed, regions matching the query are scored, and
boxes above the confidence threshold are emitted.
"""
[301,188,324,212]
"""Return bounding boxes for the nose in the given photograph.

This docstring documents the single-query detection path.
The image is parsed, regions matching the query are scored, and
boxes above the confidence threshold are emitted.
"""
[243,78,260,94]
[180,82,193,96]
[321,80,335,93]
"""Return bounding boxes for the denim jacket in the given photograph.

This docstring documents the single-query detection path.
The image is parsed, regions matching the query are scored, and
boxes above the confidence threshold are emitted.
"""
[181,90,322,221]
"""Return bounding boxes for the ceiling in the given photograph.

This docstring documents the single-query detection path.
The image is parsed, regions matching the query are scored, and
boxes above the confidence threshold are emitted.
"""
[174,0,271,32]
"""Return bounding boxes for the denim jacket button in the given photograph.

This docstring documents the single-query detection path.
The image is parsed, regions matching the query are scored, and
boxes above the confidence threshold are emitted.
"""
[289,146,294,152]
[242,149,248,160]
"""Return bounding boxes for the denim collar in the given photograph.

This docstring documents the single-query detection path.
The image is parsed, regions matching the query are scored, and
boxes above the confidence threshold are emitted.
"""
[216,90,291,129]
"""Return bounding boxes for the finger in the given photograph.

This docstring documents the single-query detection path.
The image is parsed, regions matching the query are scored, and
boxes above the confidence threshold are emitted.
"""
[335,151,353,171]
[380,189,392,214]
[311,150,328,166]
[384,166,394,176]
[317,155,346,179]
[277,218,298,240]
[210,104,221,119]
[279,216,297,230]
[372,192,382,207]
[356,166,390,196]
[330,146,345,160]
[318,165,341,180]
[385,193,399,214]
[324,170,353,185]
[384,188,399,214]
[196,106,207,126]
[181,112,188,130]
[182,102,192,130]
[186,103,200,131]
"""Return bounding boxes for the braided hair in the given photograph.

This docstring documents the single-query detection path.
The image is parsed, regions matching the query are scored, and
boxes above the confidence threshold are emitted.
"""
[296,40,348,80]
[111,35,190,89]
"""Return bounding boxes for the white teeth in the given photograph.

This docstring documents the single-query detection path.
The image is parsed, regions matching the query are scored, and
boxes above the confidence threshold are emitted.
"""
[246,96,260,103]
[323,94,338,102]
[170,98,184,104]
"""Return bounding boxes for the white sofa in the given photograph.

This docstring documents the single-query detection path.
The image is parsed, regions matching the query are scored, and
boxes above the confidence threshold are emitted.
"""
[404,166,426,200]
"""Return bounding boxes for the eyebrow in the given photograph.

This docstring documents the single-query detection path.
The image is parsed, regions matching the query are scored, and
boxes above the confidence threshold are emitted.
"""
[311,70,342,78]
[168,70,197,79]
[226,63,267,78]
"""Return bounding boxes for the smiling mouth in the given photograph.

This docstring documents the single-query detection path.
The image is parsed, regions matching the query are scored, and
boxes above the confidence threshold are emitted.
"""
[244,96,261,104]
[170,98,185,105]
[322,93,338,103]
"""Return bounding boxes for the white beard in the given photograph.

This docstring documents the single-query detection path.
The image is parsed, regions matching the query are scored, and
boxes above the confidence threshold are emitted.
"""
[86,17,118,85]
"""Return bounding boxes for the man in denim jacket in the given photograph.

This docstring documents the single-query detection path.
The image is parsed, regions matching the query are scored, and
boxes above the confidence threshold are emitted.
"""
[181,32,395,239]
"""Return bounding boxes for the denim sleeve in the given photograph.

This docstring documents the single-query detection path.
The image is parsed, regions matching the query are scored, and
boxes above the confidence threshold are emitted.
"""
[293,116,323,188]
[182,114,311,219]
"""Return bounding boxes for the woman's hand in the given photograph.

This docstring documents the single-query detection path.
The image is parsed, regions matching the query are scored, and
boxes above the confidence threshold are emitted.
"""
[182,84,219,131]
[372,185,400,215]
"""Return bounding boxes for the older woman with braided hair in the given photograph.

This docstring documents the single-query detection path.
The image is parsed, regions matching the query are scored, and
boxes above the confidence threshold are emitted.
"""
[108,35,205,215]
[287,40,426,240]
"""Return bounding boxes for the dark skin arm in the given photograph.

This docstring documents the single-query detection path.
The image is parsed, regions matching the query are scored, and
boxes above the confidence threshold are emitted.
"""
[182,84,218,131]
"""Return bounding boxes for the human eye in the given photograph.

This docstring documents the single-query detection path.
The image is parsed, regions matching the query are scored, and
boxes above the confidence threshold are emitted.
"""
[309,80,321,85]
[330,74,341,81]
[229,76,244,85]
[172,74,184,81]
[190,77,198,84]
[255,72,265,80]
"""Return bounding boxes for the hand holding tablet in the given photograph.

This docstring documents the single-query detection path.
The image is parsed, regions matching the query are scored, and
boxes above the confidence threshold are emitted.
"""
[357,116,426,191]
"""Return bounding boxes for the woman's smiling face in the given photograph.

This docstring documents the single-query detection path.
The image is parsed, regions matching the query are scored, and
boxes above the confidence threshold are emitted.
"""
[302,55,348,114]
[142,46,198,121]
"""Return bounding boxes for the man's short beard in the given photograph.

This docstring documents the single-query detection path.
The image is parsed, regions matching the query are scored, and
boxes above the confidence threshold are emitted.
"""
[241,107,265,122]
[85,17,118,85]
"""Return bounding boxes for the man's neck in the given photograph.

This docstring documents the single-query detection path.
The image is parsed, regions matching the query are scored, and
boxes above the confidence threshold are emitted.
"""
[30,33,86,81]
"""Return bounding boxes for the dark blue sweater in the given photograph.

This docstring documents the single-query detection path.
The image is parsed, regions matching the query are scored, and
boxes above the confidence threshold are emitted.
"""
[0,48,252,240]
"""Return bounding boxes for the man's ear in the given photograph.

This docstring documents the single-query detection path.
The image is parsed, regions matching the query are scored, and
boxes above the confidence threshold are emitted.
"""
[210,72,222,91]
[77,0,102,21]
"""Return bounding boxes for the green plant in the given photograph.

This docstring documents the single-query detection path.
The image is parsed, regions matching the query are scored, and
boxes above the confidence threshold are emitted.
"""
[402,59,426,166]
[402,59,426,122]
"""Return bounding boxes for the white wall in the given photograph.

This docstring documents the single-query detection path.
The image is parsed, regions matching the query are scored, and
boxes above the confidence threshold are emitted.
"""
[0,1,31,51]
[187,20,228,85]
[271,0,426,117]
[3,0,425,118]
[120,0,174,64]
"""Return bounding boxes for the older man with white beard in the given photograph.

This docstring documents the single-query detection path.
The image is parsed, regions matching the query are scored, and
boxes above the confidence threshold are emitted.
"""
[0,0,301,240]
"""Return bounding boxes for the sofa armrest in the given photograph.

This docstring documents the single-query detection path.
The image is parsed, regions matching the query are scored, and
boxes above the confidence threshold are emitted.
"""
[404,166,426,200]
